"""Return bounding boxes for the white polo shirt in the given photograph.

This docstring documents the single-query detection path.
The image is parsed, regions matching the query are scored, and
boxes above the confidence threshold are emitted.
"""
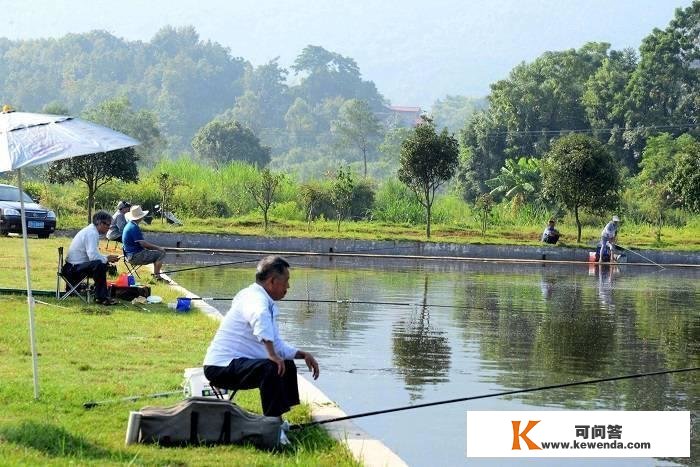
[65,224,107,265]
[203,282,298,366]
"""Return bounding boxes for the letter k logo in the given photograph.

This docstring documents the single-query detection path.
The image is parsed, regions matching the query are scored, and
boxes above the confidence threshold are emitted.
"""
[511,420,541,450]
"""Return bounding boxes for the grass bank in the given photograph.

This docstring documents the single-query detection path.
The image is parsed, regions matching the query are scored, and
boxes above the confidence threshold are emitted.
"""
[59,213,700,252]
[0,237,357,466]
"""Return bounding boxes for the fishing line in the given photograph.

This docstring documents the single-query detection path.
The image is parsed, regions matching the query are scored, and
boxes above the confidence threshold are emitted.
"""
[615,244,665,270]
[290,366,699,430]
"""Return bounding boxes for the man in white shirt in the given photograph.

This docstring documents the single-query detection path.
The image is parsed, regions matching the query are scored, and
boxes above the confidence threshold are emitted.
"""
[598,215,620,262]
[203,256,319,417]
[63,211,120,305]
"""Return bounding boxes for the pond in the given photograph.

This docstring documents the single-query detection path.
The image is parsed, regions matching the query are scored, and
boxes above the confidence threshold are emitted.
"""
[171,254,699,466]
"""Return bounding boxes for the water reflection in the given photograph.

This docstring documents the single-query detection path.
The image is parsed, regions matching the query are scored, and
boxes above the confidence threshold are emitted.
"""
[174,259,699,466]
[392,276,451,399]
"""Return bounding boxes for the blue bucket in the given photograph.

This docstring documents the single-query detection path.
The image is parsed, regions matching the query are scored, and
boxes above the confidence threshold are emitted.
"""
[176,297,192,312]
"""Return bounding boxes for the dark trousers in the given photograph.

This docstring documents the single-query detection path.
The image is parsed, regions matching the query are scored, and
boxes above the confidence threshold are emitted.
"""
[204,359,300,417]
[62,260,108,300]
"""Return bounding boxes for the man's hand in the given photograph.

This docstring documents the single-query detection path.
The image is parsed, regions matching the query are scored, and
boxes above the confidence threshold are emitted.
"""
[106,254,120,263]
[304,353,320,380]
[269,354,285,377]
[263,340,285,376]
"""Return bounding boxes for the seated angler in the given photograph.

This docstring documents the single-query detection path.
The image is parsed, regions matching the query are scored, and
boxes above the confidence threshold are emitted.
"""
[106,200,131,243]
[122,205,168,282]
[63,210,120,305]
[203,255,319,418]
[541,218,560,244]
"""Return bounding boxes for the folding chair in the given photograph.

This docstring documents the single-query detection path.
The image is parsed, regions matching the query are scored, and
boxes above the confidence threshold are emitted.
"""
[122,247,143,279]
[105,237,121,251]
[56,247,91,303]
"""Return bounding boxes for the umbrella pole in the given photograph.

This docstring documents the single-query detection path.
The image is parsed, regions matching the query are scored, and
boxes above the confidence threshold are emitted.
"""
[17,169,40,399]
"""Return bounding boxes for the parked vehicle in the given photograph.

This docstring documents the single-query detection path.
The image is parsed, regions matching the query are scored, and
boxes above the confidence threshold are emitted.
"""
[0,183,56,238]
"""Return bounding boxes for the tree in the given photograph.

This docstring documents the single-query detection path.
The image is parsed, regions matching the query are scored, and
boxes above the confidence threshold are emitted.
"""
[474,193,495,236]
[623,3,700,157]
[634,133,688,240]
[158,172,179,224]
[332,99,382,177]
[431,95,488,135]
[486,157,541,206]
[541,134,621,242]
[456,111,508,201]
[291,45,385,109]
[582,49,638,169]
[192,119,270,168]
[669,140,700,214]
[398,119,459,238]
[245,168,284,231]
[47,97,157,222]
[284,97,316,146]
[330,168,355,232]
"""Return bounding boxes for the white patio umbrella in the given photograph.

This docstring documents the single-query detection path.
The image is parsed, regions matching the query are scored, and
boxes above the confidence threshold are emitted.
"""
[0,109,140,399]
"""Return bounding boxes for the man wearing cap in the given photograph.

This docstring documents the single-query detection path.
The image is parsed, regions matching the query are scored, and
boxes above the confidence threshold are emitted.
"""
[122,205,168,281]
[598,215,620,262]
[601,216,620,246]
[63,210,120,305]
[106,201,131,243]
[203,255,320,418]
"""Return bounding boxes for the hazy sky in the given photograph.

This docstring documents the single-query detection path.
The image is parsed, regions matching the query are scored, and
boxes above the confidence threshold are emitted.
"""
[1,0,693,107]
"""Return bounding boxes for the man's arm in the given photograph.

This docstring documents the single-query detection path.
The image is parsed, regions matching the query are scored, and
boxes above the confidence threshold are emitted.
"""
[135,239,165,251]
[263,339,286,376]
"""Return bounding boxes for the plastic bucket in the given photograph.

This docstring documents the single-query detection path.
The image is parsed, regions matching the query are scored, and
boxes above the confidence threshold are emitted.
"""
[588,251,597,262]
[176,297,191,312]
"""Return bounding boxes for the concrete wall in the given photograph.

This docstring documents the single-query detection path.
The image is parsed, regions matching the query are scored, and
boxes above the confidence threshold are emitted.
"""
[57,230,700,265]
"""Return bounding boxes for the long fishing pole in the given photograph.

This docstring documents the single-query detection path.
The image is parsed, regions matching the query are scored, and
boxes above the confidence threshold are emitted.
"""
[161,258,258,275]
[83,390,182,409]
[615,244,665,270]
[161,244,417,275]
[185,296,480,310]
[290,366,699,430]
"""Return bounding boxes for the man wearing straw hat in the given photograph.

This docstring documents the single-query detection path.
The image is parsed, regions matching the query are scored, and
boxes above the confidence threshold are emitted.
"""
[203,255,320,418]
[122,205,168,281]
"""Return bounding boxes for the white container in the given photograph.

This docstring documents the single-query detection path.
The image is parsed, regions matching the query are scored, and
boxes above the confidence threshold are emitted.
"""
[183,367,227,398]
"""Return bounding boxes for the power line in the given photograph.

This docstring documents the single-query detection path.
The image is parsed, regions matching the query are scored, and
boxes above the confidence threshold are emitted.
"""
[474,123,700,139]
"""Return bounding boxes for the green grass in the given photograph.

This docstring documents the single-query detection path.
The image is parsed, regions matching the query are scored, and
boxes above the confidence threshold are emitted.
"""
[0,237,358,466]
[58,212,700,252]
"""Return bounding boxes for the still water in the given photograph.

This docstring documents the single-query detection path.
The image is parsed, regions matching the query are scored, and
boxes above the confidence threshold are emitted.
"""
[173,255,699,466]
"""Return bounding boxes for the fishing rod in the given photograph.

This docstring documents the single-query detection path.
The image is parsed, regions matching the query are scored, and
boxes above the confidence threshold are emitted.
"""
[615,244,665,270]
[161,258,258,275]
[161,244,418,275]
[185,296,481,310]
[290,366,699,430]
[83,390,182,409]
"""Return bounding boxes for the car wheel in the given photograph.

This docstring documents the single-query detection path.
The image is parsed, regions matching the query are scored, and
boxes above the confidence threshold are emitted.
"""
[38,232,50,239]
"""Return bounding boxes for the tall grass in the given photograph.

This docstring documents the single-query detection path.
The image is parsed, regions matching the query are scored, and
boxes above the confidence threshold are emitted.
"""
[13,159,700,250]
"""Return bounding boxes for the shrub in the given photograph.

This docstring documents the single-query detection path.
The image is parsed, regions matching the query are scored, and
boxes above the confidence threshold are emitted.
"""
[372,178,423,224]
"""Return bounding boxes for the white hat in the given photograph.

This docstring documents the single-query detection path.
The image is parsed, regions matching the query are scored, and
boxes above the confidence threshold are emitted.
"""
[126,205,149,221]
[612,215,620,222]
